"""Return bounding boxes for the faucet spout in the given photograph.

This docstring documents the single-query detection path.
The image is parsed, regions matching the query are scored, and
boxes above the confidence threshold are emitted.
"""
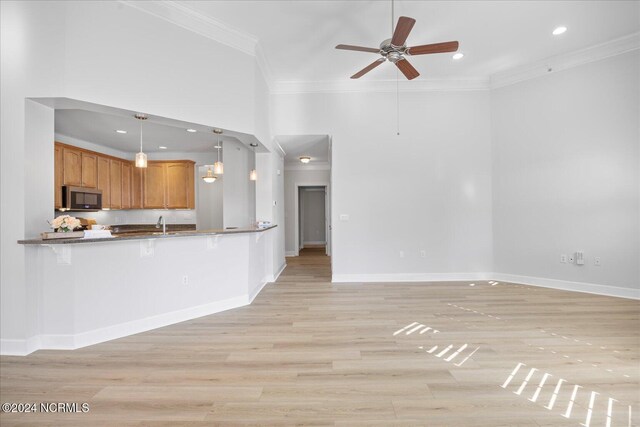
[156,216,166,235]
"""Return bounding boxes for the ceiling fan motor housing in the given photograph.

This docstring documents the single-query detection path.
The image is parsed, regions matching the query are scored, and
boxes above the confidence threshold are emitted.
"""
[380,38,408,63]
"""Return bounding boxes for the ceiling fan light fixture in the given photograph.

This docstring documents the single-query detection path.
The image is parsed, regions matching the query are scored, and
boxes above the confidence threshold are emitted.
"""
[299,156,311,164]
[552,26,567,35]
[452,52,464,60]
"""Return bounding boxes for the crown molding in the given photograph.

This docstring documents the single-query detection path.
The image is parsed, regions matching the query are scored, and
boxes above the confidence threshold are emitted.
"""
[120,1,258,56]
[491,32,640,89]
[271,77,490,94]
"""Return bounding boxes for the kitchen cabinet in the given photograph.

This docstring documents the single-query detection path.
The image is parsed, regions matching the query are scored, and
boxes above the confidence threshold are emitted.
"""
[131,164,143,209]
[97,156,110,208]
[121,162,132,209]
[81,152,98,188]
[166,162,194,209]
[54,145,63,209]
[109,160,123,209]
[143,161,195,209]
[143,163,167,209]
[54,142,194,210]
[62,147,82,186]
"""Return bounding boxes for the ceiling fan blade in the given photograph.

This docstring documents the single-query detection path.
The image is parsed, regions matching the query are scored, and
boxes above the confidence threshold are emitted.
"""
[395,58,420,80]
[407,41,459,56]
[336,44,380,53]
[391,16,416,47]
[351,58,386,79]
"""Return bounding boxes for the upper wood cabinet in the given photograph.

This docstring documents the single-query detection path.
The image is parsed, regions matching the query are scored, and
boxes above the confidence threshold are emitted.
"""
[131,165,143,209]
[54,142,195,211]
[121,162,132,209]
[166,162,192,209]
[97,156,111,208]
[143,163,167,209]
[143,161,195,209]
[54,145,63,209]
[62,147,82,186]
[81,152,98,188]
[109,160,123,210]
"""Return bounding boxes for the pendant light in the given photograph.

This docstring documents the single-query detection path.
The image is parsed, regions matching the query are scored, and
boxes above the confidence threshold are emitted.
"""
[134,113,148,168]
[213,128,224,175]
[202,167,217,183]
[249,142,257,181]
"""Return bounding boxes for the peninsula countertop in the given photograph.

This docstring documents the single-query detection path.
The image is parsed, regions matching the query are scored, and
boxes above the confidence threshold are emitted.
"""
[18,225,277,245]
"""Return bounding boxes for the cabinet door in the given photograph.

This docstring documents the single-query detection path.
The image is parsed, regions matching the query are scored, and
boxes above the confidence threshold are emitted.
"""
[187,163,195,209]
[54,145,63,208]
[131,163,143,209]
[165,163,190,209]
[109,160,122,209]
[81,152,98,188]
[97,156,111,209]
[121,162,132,209]
[62,147,82,186]
[143,163,166,208]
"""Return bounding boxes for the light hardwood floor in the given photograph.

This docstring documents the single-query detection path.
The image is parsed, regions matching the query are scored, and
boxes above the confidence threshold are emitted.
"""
[1,248,638,426]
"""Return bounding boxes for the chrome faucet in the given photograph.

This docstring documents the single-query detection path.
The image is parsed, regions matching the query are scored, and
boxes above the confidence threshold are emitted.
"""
[156,215,166,235]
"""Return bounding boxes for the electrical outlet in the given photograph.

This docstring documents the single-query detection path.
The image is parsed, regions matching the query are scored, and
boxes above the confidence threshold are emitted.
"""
[420,250,427,258]
[399,251,404,258]
[182,275,189,285]
[560,254,567,263]
[594,257,601,267]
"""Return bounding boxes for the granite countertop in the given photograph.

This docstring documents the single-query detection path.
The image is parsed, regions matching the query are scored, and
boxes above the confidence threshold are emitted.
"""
[18,225,277,245]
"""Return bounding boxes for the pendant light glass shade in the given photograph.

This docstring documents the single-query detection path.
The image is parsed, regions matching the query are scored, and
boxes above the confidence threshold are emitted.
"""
[249,169,257,181]
[135,113,148,168]
[135,152,147,168]
[213,161,224,175]
[213,134,224,175]
[202,167,217,183]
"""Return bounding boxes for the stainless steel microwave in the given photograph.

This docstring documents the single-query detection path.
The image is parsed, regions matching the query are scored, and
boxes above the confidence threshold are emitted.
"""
[62,186,102,211]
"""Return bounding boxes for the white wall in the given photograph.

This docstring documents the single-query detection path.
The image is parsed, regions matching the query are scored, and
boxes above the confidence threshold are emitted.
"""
[300,188,326,244]
[274,91,493,279]
[284,168,330,254]
[491,51,639,292]
[223,140,256,228]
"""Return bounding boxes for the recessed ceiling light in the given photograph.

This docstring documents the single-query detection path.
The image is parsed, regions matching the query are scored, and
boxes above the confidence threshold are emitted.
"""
[214,145,222,149]
[159,146,167,150]
[299,156,311,164]
[116,130,127,134]
[186,129,197,133]
[249,143,258,147]
[552,26,567,36]
[452,52,464,60]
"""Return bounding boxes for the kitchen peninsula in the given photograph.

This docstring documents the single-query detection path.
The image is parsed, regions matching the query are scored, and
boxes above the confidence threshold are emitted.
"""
[16,225,280,353]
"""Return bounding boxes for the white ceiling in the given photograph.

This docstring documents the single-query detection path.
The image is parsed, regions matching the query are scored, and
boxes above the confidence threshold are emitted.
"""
[277,135,329,164]
[55,108,246,154]
[180,0,639,82]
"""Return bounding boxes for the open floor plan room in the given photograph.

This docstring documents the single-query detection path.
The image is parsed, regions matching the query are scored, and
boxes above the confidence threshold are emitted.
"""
[1,0,638,425]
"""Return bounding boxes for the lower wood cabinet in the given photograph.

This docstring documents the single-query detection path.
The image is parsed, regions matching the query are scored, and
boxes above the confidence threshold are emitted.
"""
[54,142,195,211]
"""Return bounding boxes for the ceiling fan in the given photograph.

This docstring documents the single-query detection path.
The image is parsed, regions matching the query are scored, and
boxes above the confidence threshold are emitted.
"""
[335,13,459,80]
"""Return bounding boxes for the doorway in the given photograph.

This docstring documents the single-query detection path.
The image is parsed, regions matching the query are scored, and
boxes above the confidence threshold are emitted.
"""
[296,185,329,255]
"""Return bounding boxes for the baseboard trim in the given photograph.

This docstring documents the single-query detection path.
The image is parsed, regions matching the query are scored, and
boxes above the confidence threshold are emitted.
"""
[285,251,298,257]
[1,295,249,356]
[332,272,492,283]
[273,262,286,281]
[491,273,640,300]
